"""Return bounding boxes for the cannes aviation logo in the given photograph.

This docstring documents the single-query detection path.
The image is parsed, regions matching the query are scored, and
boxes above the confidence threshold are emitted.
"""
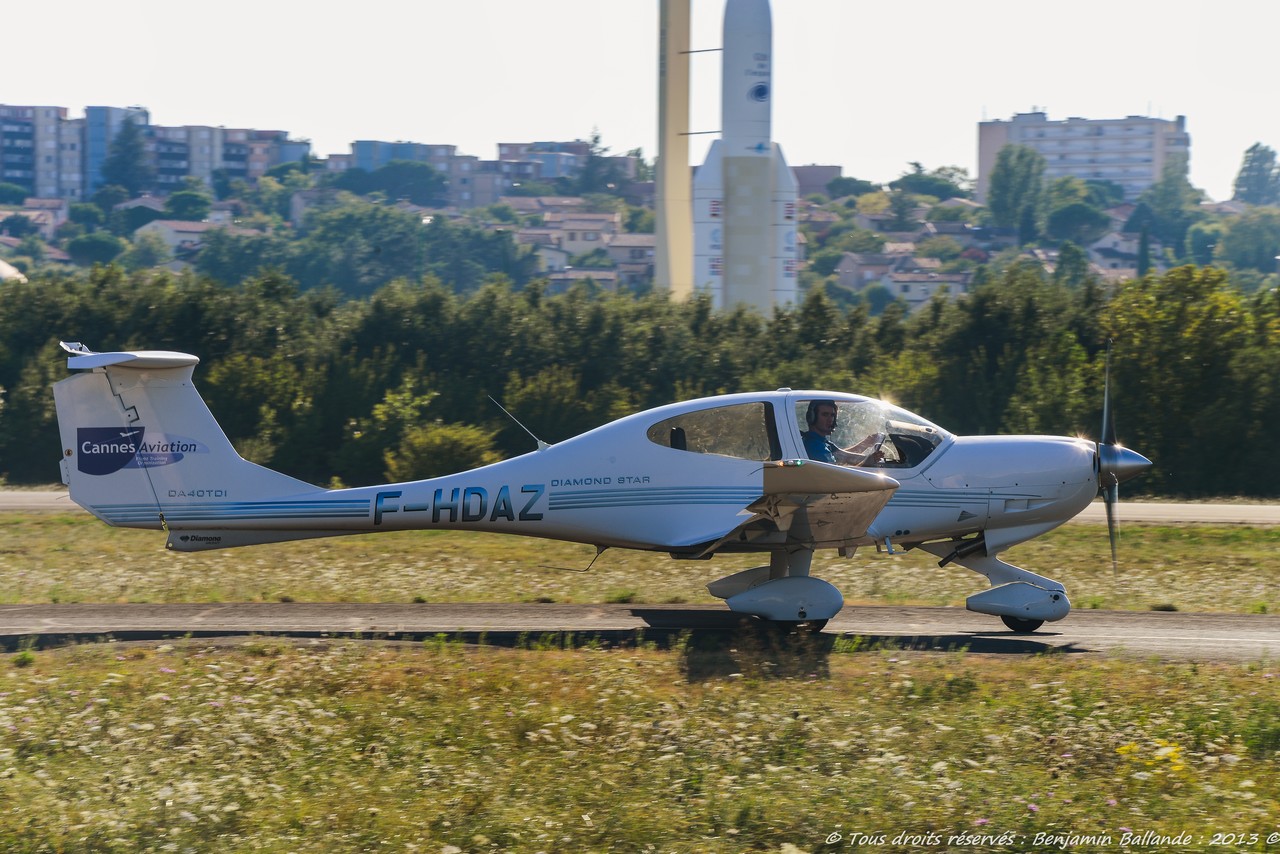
[78,427,145,476]
[77,427,209,475]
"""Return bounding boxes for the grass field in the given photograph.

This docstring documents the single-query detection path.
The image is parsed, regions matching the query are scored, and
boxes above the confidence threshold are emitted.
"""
[0,514,1275,615]
[1,514,1277,851]
[0,639,1277,852]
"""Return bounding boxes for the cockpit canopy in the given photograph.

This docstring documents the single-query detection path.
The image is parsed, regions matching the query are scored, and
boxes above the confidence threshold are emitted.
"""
[641,393,949,470]
[794,398,947,468]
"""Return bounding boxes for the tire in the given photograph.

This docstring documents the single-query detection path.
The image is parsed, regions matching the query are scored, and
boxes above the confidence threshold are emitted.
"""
[1001,615,1044,633]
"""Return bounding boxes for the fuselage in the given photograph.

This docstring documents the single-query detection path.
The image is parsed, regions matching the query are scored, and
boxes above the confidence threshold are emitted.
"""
[141,390,1102,558]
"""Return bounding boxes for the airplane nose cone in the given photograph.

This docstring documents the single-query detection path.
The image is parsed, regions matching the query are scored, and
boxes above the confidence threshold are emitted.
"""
[1100,445,1152,484]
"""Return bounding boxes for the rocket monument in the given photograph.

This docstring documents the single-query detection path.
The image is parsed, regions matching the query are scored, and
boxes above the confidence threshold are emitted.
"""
[692,0,798,311]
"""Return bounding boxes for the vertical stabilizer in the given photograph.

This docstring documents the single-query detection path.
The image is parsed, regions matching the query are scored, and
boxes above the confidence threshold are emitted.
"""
[52,343,317,529]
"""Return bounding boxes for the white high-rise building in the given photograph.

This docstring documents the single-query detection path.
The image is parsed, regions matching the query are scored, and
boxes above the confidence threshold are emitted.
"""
[976,111,1190,203]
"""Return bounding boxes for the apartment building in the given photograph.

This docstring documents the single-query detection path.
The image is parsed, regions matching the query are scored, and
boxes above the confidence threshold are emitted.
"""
[147,126,309,191]
[1,104,80,198]
[976,111,1190,203]
[85,105,150,196]
[1,103,310,200]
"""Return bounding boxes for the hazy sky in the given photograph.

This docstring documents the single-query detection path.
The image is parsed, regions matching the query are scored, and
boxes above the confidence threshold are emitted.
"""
[7,0,1276,201]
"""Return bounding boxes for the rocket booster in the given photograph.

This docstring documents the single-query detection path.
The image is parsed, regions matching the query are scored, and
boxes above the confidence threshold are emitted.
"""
[693,0,798,310]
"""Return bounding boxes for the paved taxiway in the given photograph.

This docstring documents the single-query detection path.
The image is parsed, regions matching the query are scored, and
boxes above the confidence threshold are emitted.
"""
[3,491,1276,661]
[1,602,1277,662]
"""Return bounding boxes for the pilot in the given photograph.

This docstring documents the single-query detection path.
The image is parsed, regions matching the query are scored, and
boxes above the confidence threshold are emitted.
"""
[802,400,885,466]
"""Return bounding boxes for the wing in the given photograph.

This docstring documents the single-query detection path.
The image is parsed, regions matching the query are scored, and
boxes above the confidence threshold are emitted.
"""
[685,460,899,556]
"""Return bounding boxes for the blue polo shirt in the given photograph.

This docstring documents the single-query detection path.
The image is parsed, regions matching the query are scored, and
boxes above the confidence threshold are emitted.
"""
[801,431,836,463]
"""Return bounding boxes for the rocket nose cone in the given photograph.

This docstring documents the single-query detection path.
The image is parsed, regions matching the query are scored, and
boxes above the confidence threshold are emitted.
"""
[723,0,772,34]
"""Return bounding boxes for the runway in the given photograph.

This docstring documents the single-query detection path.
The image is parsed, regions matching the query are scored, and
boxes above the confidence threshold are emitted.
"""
[3,492,1276,661]
[1,602,1277,662]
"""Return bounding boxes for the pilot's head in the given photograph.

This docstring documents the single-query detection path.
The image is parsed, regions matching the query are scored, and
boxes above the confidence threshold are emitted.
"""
[806,400,838,436]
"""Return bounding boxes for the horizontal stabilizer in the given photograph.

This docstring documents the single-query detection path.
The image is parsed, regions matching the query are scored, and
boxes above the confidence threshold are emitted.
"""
[61,341,200,371]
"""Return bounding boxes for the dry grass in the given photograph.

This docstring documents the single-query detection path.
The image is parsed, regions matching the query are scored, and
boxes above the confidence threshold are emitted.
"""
[0,514,1275,615]
[2,515,1278,850]
[0,639,1276,851]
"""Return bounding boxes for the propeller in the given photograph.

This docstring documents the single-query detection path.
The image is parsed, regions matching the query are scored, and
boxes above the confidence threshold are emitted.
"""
[1096,340,1153,572]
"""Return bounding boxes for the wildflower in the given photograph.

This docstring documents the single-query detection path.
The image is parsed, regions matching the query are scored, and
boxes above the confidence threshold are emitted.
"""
[974,818,989,826]
[1028,804,1039,813]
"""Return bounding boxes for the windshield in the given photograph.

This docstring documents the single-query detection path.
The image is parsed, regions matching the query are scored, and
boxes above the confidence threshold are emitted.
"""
[795,398,947,468]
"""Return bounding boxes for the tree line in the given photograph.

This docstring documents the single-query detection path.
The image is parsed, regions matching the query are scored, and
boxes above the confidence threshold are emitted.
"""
[2,262,1276,497]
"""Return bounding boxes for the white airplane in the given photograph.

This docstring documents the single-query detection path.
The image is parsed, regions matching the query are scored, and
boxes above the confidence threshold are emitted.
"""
[51,341,1150,633]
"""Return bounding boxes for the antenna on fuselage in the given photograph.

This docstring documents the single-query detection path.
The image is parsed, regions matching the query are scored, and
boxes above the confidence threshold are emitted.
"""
[488,395,550,451]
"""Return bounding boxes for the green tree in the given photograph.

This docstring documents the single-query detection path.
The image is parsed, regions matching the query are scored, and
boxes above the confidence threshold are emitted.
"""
[1044,202,1110,246]
[1137,226,1151,277]
[16,235,45,263]
[888,162,970,200]
[826,176,879,198]
[164,190,212,221]
[916,235,963,261]
[100,118,154,197]
[1185,220,1224,266]
[368,160,447,206]
[289,201,427,295]
[194,228,292,285]
[986,145,1045,241]
[886,191,918,232]
[69,202,105,231]
[1052,241,1092,289]
[1216,206,1280,273]
[1108,266,1251,495]
[66,232,126,265]
[1082,179,1126,209]
[0,182,26,204]
[91,184,129,215]
[1135,155,1203,255]
[385,422,501,480]
[570,130,626,195]
[1231,142,1279,205]
[625,147,654,182]
[0,214,37,238]
[119,231,172,270]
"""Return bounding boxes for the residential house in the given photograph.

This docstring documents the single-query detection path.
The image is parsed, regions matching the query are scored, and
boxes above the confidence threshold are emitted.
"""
[22,198,69,229]
[1087,230,1166,276]
[605,233,655,286]
[884,271,973,312]
[543,211,621,257]
[546,266,618,293]
[513,227,569,273]
[0,208,58,240]
[134,219,258,263]
[834,252,900,290]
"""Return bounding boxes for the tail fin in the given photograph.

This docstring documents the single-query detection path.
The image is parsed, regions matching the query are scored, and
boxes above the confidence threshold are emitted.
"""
[52,342,319,533]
